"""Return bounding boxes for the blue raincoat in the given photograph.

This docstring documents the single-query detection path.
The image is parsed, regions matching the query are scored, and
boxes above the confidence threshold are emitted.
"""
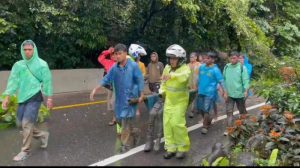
[100,59,144,121]
[243,54,253,96]
[243,54,253,79]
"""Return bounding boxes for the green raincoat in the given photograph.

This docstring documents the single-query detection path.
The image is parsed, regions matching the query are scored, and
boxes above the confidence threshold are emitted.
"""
[159,64,191,152]
[2,40,53,103]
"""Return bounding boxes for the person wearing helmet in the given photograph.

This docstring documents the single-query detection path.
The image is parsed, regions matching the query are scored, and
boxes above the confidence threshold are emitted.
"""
[197,52,225,134]
[128,44,147,76]
[128,44,146,63]
[159,44,191,159]
[128,44,147,116]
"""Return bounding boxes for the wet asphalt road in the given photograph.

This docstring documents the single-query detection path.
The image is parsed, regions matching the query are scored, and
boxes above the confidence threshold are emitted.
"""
[0,91,264,166]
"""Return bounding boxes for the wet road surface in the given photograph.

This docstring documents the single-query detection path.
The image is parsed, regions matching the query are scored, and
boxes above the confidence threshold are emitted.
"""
[0,91,265,166]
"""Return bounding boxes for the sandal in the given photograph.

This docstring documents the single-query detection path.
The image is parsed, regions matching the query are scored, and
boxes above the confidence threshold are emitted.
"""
[13,151,30,161]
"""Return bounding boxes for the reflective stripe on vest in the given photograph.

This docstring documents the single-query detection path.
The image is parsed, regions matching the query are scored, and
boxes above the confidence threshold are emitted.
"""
[165,86,188,92]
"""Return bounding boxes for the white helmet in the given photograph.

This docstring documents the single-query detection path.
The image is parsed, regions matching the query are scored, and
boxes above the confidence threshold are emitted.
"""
[166,44,186,58]
[128,44,147,59]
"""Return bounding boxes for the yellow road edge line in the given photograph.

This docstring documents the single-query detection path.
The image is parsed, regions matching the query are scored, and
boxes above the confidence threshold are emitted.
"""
[52,100,107,110]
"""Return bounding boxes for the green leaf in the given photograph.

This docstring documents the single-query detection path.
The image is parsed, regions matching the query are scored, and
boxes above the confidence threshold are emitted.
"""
[233,145,243,153]
[3,114,13,122]
[268,148,278,166]
[0,122,12,130]
[219,157,230,166]
[255,158,268,166]
[0,95,49,129]
[201,159,209,166]
[212,157,224,166]
[0,108,5,115]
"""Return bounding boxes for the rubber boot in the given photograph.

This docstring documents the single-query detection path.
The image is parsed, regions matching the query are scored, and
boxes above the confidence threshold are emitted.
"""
[154,101,163,152]
[144,135,153,152]
[176,152,186,159]
[153,137,161,152]
[164,152,176,159]
[144,118,154,152]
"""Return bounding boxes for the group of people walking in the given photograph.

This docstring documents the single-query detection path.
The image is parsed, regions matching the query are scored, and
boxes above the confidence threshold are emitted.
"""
[1,39,252,161]
[92,43,253,159]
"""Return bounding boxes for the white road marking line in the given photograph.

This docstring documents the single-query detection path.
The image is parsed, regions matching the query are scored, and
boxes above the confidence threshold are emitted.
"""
[89,102,265,166]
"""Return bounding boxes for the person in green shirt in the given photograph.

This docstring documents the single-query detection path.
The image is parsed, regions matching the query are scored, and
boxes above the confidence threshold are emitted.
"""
[1,40,53,161]
[223,51,250,136]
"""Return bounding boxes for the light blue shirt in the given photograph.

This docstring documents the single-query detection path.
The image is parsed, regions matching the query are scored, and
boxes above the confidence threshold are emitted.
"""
[198,64,224,99]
